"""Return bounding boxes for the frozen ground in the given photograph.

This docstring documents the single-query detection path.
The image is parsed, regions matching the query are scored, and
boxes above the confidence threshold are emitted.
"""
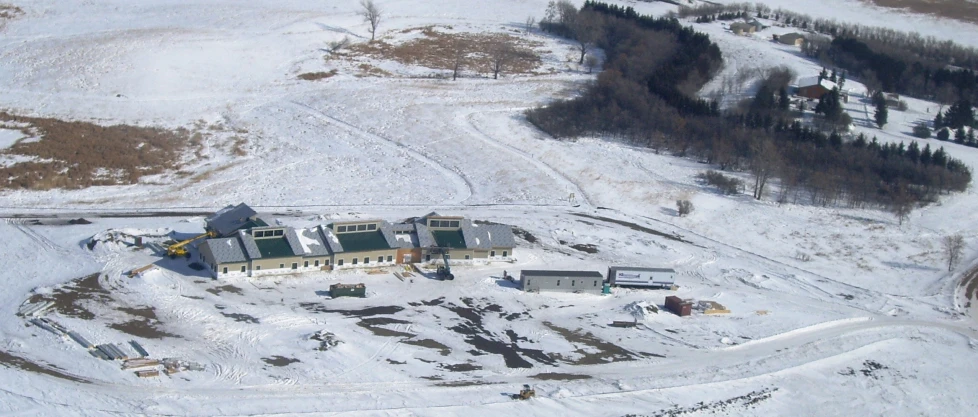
[1,1,978,416]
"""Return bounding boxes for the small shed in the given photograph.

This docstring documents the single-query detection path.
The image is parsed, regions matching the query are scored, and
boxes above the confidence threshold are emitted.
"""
[520,270,604,294]
[330,283,366,298]
[665,296,692,317]
[730,22,755,35]
[797,76,837,100]
[608,266,676,289]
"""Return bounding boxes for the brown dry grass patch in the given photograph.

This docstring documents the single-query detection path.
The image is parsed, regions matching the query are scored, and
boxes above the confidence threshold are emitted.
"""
[0,4,23,20]
[0,112,198,190]
[865,0,978,25]
[298,70,339,81]
[345,27,543,77]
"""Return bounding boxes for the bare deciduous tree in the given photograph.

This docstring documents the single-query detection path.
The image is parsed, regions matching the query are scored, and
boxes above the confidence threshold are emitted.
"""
[584,54,599,74]
[488,40,514,80]
[359,0,382,42]
[572,11,601,65]
[450,38,468,81]
[525,16,536,35]
[943,234,965,271]
[327,36,351,53]
[890,189,914,225]
[750,139,780,200]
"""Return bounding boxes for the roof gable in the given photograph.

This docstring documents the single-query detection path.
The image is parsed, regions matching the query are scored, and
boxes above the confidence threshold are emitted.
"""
[206,203,258,237]
[202,237,247,264]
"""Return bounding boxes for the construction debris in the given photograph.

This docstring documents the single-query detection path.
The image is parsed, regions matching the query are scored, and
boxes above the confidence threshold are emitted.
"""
[18,300,55,318]
[698,300,731,315]
[129,341,149,357]
[30,317,67,336]
[97,344,129,360]
[127,264,156,278]
[122,358,160,369]
[135,369,160,378]
[162,358,204,374]
[67,331,94,349]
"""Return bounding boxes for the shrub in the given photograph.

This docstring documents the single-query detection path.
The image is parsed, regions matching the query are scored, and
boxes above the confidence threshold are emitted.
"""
[937,127,950,141]
[676,199,694,216]
[697,170,742,195]
[912,123,931,139]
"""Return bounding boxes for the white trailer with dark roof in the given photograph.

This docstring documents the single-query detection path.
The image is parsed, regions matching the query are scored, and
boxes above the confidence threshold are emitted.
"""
[607,266,676,289]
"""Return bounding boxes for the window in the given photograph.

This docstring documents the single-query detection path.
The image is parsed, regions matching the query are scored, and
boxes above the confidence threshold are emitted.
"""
[240,266,246,273]
[464,255,470,260]
[275,229,284,236]
[352,258,358,265]
[254,230,264,238]
[292,263,298,270]
[337,259,344,266]
[429,220,439,227]
[449,220,459,228]
[572,280,576,287]
[304,261,309,268]
[256,265,261,270]
[357,224,367,231]
[502,251,508,257]
[557,280,561,286]
[425,254,431,261]
[490,250,495,257]
[386,255,392,262]
[367,224,377,230]
[223,267,228,274]
[364,257,370,263]
[594,280,598,287]
[337,225,347,233]
[279,263,285,269]
[314,260,320,267]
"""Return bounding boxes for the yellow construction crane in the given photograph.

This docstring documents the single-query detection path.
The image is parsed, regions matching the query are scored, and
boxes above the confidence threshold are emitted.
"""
[166,231,215,259]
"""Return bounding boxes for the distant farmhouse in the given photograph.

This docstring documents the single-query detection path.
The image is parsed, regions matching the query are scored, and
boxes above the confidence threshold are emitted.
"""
[730,22,755,35]
[796,76,838,100]
[774,32,805,47]
[197,204,515,278]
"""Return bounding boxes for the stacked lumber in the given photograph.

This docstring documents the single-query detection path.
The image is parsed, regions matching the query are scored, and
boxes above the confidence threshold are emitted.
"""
[122,358,160,369]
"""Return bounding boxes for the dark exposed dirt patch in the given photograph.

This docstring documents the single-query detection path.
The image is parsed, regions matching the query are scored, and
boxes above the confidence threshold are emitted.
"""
[29,273,109,320]
[544,322,636,365]
[261,356,300,367]
[434,380,495,387]
[639,387,778,416]
[0,349,89,383]
[118,306,157,320]
[108,319,180,339]
[205,285,243,296]
[531,372,592,381]
[572,212,690,244]
[386,359,406,365]
[68,218,92,225]
[570,243,599,254]
[402,338,451,356]
[0,4,25,20]
[357,317,414,338]
[298,70,339,80]
[440,362,482,372]
[420,375,443,380]
[221,312,260,324]
[512,227,538,243]
[444,298,554,368]
[300,304,404,317]
[181,295,204,300]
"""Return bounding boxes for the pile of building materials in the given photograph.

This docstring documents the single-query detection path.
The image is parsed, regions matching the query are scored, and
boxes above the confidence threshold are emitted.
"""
[665,296,693,317]
[95,344,130,360]
[162,358,204,375]
[697,300,731,315]
[135,369,160,378]
[29,317,68,336]
[329,283,366,298]
[18,300,56,318]
[122,358,160,369]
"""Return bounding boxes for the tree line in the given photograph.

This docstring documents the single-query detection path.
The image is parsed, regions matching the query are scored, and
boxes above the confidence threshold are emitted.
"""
[527,1,970,211]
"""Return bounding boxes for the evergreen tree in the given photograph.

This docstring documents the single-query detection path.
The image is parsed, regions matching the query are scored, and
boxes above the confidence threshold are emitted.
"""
[945,99,975,129]
[906,141,920,162]
[829,69,837,82]
[920,144,932,165]
[934,112,944,129]
[875,99,888,128]
[955,127,966,144]
[853,133,867,148]
[838,72,846,89]
[816,88,843,121]
[937,127,950,141]
[932,147,948,167]
[829,131,842,149]
[819,67,828,82]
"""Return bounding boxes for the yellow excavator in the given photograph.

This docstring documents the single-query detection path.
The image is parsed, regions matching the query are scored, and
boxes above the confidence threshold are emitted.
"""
[511,384,536,400]
[166,231,215,259]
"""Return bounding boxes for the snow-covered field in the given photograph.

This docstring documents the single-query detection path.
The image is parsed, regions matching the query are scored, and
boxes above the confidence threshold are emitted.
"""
[1,0,978,416]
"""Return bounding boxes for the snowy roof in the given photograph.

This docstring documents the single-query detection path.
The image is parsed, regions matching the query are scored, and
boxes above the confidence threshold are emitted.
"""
[205,203,257,237]
[609,266,676,273]
[202,237,247,264]
[797,76,837,90]
[378,220,410,249]
[298,227,331,256]
[415,222,437,248]
[238,230,262,259]
[317,225,345,254]
[461,220,515,249]
[283,228,305,257]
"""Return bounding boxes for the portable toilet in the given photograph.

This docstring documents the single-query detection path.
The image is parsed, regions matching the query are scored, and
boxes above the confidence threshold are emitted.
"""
[602,282,612,295]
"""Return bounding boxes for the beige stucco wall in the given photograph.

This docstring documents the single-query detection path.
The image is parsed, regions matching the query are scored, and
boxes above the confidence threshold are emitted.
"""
[251,255,303,272]
[334,249,397,268]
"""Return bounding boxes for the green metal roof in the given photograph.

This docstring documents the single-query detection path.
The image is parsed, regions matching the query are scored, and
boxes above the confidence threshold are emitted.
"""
[432,230,466,248]
[336,231,391,252]
[254,237,295,258]
[241,218,268,229]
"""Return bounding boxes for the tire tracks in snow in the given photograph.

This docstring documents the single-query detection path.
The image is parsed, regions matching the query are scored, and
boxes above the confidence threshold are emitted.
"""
[284,100,474,205]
